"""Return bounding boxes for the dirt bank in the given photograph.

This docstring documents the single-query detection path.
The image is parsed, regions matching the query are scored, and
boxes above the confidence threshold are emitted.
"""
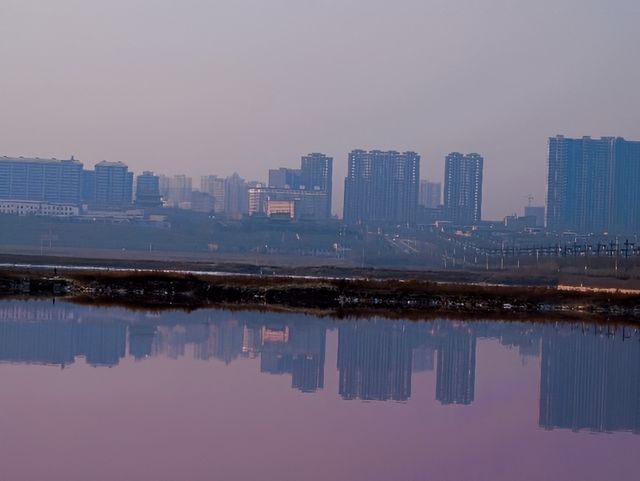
[1,266,639,321]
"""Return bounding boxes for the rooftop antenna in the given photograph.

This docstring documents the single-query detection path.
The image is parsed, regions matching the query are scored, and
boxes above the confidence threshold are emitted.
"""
[523,194,534,207]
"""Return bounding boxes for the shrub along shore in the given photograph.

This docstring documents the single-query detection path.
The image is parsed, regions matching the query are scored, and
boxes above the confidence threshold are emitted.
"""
[1,265,639,322]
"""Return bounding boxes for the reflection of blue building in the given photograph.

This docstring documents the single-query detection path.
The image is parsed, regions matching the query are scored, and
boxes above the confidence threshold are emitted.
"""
[152,320,244,364]
[77,322,126,366]
[0,321,76,366]
[337,321,413,401]
[539,326,640,434]
[208,320,244,364]
[129,324,157,360]
[260,322,326,393]
[436,326,476,405]
[0,319,126,367]
[291,324,326,393]
[292,353,325,393]
[411,326,438,373]
[412,346,435,372]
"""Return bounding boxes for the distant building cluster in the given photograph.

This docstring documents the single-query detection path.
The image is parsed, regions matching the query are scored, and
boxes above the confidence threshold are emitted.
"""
[250,153,333,221]
[0,149,474,228]
[2,133,640,235]
[0,155,137,219]
[0,151,335,223]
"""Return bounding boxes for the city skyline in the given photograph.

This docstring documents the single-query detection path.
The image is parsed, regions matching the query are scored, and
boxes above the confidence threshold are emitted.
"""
[4,133,640,229]
[0,137,623,219]
[1,1,638,220]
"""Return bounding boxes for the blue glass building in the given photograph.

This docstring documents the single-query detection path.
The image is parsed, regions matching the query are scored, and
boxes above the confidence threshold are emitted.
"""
[0,156,83,205]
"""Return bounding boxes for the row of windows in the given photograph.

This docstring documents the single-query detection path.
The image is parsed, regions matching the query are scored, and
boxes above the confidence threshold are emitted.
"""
[0,203,78,216]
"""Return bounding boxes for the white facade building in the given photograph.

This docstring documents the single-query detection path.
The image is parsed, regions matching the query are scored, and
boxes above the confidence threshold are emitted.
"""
[0,201,79,217]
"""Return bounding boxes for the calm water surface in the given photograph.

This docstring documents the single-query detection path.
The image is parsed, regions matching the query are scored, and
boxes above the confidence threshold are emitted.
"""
[0,299,638,481]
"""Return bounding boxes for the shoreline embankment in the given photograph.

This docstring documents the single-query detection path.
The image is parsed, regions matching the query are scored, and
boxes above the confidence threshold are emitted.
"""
[1,263,640,322]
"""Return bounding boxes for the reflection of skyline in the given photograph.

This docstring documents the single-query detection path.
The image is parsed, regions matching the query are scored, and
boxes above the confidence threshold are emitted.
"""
[0,301,639,433]
[0,317,127,367]
[260,322,326,393]
[539,325,640,434]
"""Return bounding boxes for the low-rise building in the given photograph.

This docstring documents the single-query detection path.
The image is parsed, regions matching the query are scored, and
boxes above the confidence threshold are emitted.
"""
[249,186,328,220]
[0,200,79,217]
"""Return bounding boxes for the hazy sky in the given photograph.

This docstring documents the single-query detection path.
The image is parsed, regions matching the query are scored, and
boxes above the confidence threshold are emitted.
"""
[1,0,639,218]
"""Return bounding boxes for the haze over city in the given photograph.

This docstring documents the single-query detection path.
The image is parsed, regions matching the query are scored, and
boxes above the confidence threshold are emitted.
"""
[1,0,639,218]
[3,3,640,481]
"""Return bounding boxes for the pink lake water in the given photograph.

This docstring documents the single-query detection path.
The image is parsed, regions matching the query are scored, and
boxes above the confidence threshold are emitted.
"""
[0,299,638,481]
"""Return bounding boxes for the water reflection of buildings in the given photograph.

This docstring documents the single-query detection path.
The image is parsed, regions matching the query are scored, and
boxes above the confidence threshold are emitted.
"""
[0,300,639,434]
[435,325,476,405]
[0,301,147,367]
[0,313,127,367]
[175,319,245,364]
[140,314,327,393]
[0,301,327,393]
[539,324,640,434]
[337,321,414,401]
[259,323,326,393]
[335,320,479,404]
[335,320,546,404]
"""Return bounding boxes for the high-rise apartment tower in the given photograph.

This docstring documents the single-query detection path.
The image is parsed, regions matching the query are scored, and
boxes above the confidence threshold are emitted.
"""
[343,150,419,225]
[0,156,83,204]
[94,161,133,209]
[546,135,640,233]
[301,153,333,218]
[443,152,483,225]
